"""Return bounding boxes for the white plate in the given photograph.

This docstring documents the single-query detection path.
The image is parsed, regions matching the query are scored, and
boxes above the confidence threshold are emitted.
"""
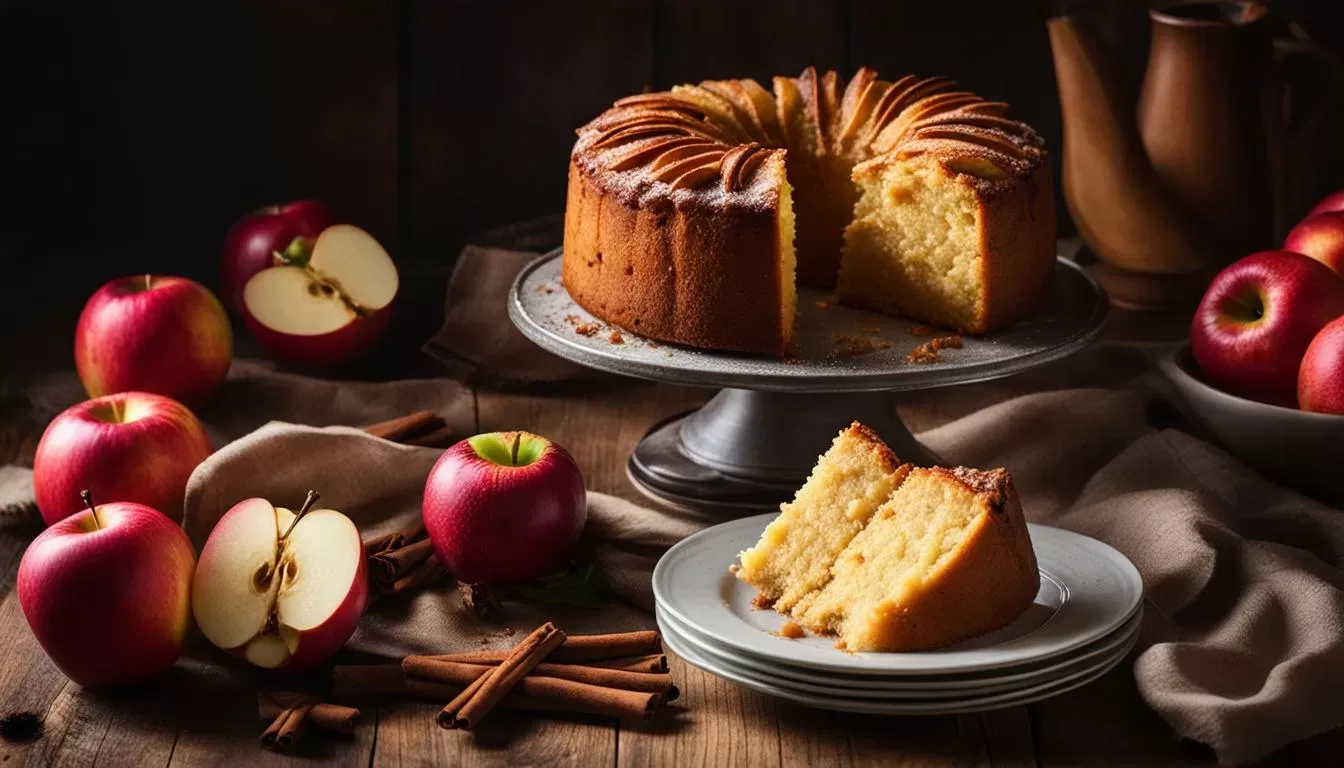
[658,603,1143,695]
[662,612,1139,714]
[653,516,1143,675]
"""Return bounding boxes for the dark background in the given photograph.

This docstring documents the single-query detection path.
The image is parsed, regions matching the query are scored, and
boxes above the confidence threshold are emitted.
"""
[3,0,1343,370]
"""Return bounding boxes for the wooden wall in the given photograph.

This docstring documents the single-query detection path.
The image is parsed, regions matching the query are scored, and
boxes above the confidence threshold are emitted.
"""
[4,0,1343,331]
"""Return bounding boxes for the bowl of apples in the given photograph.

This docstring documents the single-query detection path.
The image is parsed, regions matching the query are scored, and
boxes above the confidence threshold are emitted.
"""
[1161,193,1344,504]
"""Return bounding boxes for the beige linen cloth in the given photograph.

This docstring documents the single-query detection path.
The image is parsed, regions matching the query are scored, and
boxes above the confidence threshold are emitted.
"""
[6,239,1344,764]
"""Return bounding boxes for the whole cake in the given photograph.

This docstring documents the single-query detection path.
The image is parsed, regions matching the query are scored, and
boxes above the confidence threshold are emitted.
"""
[563,67,1054,356]
[737,423,1039,652]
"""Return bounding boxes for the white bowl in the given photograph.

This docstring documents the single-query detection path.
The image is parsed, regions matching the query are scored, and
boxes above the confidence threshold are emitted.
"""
[1160,344,1344,504]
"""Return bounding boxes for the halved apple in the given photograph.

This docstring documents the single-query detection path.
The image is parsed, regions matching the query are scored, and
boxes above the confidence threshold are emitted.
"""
[241,224,398,367]
[191,493,368,670]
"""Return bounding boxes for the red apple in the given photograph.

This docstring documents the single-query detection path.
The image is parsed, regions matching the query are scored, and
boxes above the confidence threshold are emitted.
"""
[75,275,233,405]
[1299,316,1344,414]
[220,200,339,314]
[241,224,397,367]
[192,492,368,670]
[1306,189,1344,218]
[423,431,586,585]
[18,493,195,687]
[1284,212,1344,276]
[33,392,211,526]
[1192,251,1344,403]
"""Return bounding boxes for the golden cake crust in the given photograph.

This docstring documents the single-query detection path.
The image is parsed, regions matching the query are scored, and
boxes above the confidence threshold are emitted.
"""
[563,67,1052,354]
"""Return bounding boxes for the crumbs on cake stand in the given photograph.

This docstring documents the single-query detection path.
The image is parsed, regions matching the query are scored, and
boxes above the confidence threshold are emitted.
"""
[907,335,963,363]
[833,334,892,357]
[535,281,556,295]
[908,324,936,337]
[608,330,625,344]
[574,322,601,337]
[727,563,740,575]
[771,621,807,640]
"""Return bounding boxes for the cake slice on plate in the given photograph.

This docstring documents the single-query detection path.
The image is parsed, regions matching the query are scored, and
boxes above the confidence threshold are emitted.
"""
[736,423,910,617]
[736,423,1039,652]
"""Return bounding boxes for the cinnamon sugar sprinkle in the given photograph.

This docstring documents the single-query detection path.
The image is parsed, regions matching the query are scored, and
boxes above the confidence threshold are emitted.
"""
[834,334,892,357]
[907,335,963,363]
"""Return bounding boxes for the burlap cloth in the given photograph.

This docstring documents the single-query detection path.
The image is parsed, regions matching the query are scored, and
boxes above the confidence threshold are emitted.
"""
[6,237,1344,764]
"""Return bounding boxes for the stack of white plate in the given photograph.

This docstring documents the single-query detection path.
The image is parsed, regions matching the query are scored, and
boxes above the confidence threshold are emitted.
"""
[653,514,1144,714]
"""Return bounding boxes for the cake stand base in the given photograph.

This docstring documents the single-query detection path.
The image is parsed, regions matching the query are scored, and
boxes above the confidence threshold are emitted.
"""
[626,388,941,517]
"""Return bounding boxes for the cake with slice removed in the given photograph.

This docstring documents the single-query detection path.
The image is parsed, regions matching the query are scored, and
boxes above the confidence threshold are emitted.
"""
[736,424,1038,652]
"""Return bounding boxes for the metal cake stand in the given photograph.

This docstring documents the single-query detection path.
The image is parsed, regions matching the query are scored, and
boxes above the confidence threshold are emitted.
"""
[509,249,1108,517]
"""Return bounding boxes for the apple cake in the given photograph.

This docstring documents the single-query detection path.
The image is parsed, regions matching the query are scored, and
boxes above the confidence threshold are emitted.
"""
[736,423,1039,652]
[563,67,1054,355]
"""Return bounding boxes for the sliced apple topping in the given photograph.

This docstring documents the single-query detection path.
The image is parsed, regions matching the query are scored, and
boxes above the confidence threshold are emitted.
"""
[243,224,397,337]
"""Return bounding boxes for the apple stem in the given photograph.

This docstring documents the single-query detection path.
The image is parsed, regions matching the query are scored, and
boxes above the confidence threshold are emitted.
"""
[80,489,101,530]
[511,433,521,465]
[280,490,320,541]
[143,274,152,291]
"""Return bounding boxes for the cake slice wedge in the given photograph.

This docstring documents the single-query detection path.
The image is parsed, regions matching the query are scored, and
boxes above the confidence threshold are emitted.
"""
[794,466,1039,652]
[736,423,911,616]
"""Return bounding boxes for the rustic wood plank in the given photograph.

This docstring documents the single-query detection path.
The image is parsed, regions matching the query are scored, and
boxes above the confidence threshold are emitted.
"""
[775,705,986,767]
[373,701,616,768]
[619,653,781,768]
[1029,666,1211,765]
[407,0,653,266]
[653,0,846,86]
[167,645,375,767]
[240,0,400,251]
[0,590,81,767]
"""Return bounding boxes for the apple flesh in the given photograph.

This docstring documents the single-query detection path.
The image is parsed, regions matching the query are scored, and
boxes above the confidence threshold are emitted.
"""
[1283,212,1344,276]
[423,431,586,585]
[1299,316,1344,414]
[1191,250,1344,403]
[192,493,368,670]
[33,392,212,526]
[221,200,339,314]
[18,496,195,687]
[241,224,397,367]
[76,275,233,405]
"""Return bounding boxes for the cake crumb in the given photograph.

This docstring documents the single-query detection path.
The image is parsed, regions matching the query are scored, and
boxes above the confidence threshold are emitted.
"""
[776,621,807,640]
[834,334,892,357]
[564,314,581,325]
[908,324,936,336]
[907,335,963,364]
[574,323,600,337]
[536,282,555,295]
[752,593,775,610]
[727,564,740,575]
[608,330,625,344]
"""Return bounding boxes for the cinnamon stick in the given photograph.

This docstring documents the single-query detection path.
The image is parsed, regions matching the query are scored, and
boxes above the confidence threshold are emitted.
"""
[332,663,661,722]
[404,657,678,700]
[259,693,359,734]
[362,410,442,441]
[260,703,313,752]
[363,520,426,555]
[590,654,669,674]
[432,630,663,665]
[402,424,456,448]
[389,555,450,595]
[370,538,434,589]
[439,622,567,729]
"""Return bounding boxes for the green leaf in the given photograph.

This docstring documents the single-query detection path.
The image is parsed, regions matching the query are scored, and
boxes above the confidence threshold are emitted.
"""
[518,562,612,609]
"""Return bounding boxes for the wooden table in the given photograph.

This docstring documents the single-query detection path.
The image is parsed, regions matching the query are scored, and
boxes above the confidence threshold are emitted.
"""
[1,370,1341,767]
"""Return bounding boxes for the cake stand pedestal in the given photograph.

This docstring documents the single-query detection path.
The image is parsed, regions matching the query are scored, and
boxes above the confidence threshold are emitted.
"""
[510,250,1108,518]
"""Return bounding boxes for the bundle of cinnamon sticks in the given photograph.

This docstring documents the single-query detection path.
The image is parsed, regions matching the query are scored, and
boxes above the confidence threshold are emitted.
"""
[361,410,456,448]
[258,692,359,753]
[332,626,675,729]
[363,520,449,596]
